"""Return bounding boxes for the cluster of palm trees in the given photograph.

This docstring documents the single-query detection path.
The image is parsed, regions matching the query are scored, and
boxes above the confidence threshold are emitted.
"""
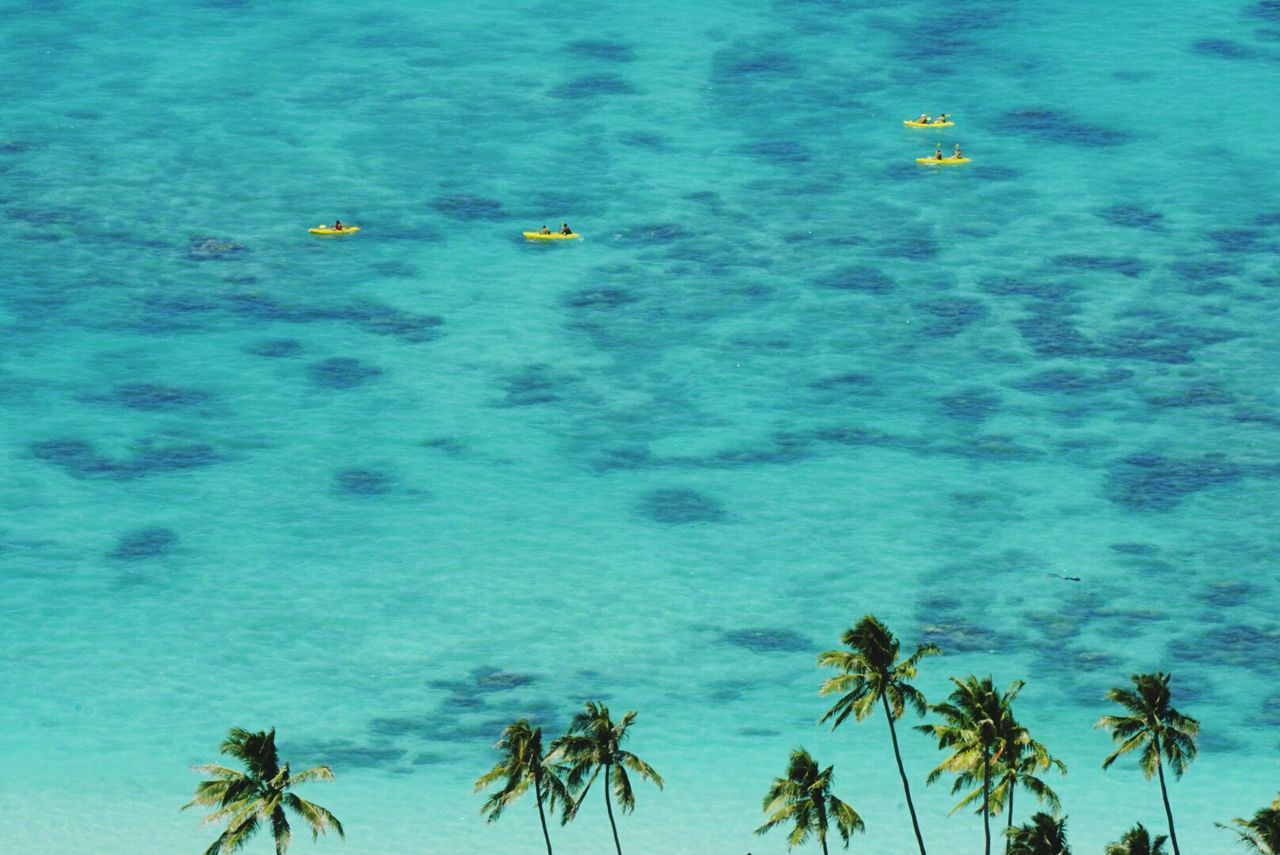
[475,701,663,855]
[182,614,1280,854]
[756,615,1201,855]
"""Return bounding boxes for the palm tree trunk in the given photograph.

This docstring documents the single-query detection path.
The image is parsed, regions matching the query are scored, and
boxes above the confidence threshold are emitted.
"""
[881,693,928,855]
[1153,734,1180,855]
[982,748,992,855]
[817,794,830,855]
[1004,784,1014,855]
[604,764,622,855]
[534,773,554,855]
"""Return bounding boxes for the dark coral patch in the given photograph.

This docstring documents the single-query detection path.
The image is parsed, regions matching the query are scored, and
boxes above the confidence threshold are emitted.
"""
[637,488,726,524]
[431,195,507,221]
[920,619,1011,653]
[1208,229,1264,253]
[937,388,1001,423]
[106,383,209,411]
[878,235,939,261]
[1190,38,1254,59]
[1052,255,1145,277]
[1104,452,1243,511]
[1204,581,1255,607]
[996,108,1129,147]
[1146,385,1235,408]
[1249,0,1280,22]
[916,297,988,338]
[32,438,219,480]
[1170,624,1280,670]
[1110,542,1160,555]
[811,372,875,391]
[110,528,178,560]
[187,236,247,260]
[723,628,812,653]
[1169,260,1242,280]
[1015,306,1096,357]
[308,358,382,389]
[297,741,407,769]
[816,266,894,293]
[500,365,563,407]
[740,140,811,164]
[550,75,635,99]
[334,469,393,496]
[565,40,635,62]
[245,339,302,358]
[1013,368,1133,395]
[1097,204,1164,230]
[979,277,1076,301]
[712,49,801,82]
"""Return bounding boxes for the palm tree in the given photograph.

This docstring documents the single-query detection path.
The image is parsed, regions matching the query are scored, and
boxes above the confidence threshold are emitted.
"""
[1097,673,1199,855]
[183,727,344,855]
[950,725,1065,853]
[755,748,864,854]
[551,701,663,855]
[1216,794,1280,853]
[1105,822,1169,855]
[818,614,939,855]
[475,719,571,855]
[917,675,1024,855]
[1005,812,1069,855]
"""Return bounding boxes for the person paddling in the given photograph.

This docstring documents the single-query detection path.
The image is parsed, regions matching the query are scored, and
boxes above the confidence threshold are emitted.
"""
[333,219,345,231]
[952,143,963,159]
[560,222,573,235]
[539,225,552,234]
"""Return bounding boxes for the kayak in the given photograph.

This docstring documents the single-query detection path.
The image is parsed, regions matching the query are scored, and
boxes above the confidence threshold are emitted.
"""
[903,120,955,128]
[916,156,971,165]
[309,225,360,235]
[523,232,581,240]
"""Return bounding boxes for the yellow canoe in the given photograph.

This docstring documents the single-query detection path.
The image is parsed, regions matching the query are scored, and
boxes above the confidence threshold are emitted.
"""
[523,232,581,240]
[916,156,971,165]
[309,225,360,235]
[904,120,955,128]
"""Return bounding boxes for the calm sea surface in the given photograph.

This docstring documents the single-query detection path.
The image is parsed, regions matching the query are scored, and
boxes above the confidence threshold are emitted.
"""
[2,1,1279,852]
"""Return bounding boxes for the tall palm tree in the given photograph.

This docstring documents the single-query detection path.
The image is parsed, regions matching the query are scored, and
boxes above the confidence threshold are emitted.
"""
[1097,673,1198,855]
[818,614,940,855]
[917,675,1024,855]
[950,725,1065,853]
[1005,811,1069,855]
[755,748,864,855]
[183,727,344,855]
[1105,822,1169,855]
[1216,794,1280,853]
[550,702,663,855]
[475,719,571,855]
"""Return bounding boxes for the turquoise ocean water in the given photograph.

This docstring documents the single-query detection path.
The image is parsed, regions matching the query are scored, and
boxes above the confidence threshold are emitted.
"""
[2,1,1279,852]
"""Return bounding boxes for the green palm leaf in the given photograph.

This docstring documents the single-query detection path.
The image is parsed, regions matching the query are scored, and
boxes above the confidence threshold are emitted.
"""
[184,728,343,855]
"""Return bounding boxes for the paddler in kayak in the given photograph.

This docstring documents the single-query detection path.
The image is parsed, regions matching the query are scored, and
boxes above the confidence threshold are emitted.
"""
[916,112,932,124]
[560,222,573,235]
[539,225,552,234]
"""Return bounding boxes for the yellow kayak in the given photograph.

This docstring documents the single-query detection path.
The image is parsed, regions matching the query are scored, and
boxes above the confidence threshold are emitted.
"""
[917,156,971,165]
[523,232,581,240]
[309,225,360,235]
[904,120,955,128]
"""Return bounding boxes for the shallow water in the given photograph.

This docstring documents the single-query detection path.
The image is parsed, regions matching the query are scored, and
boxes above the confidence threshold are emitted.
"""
[2,0,1279,852]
